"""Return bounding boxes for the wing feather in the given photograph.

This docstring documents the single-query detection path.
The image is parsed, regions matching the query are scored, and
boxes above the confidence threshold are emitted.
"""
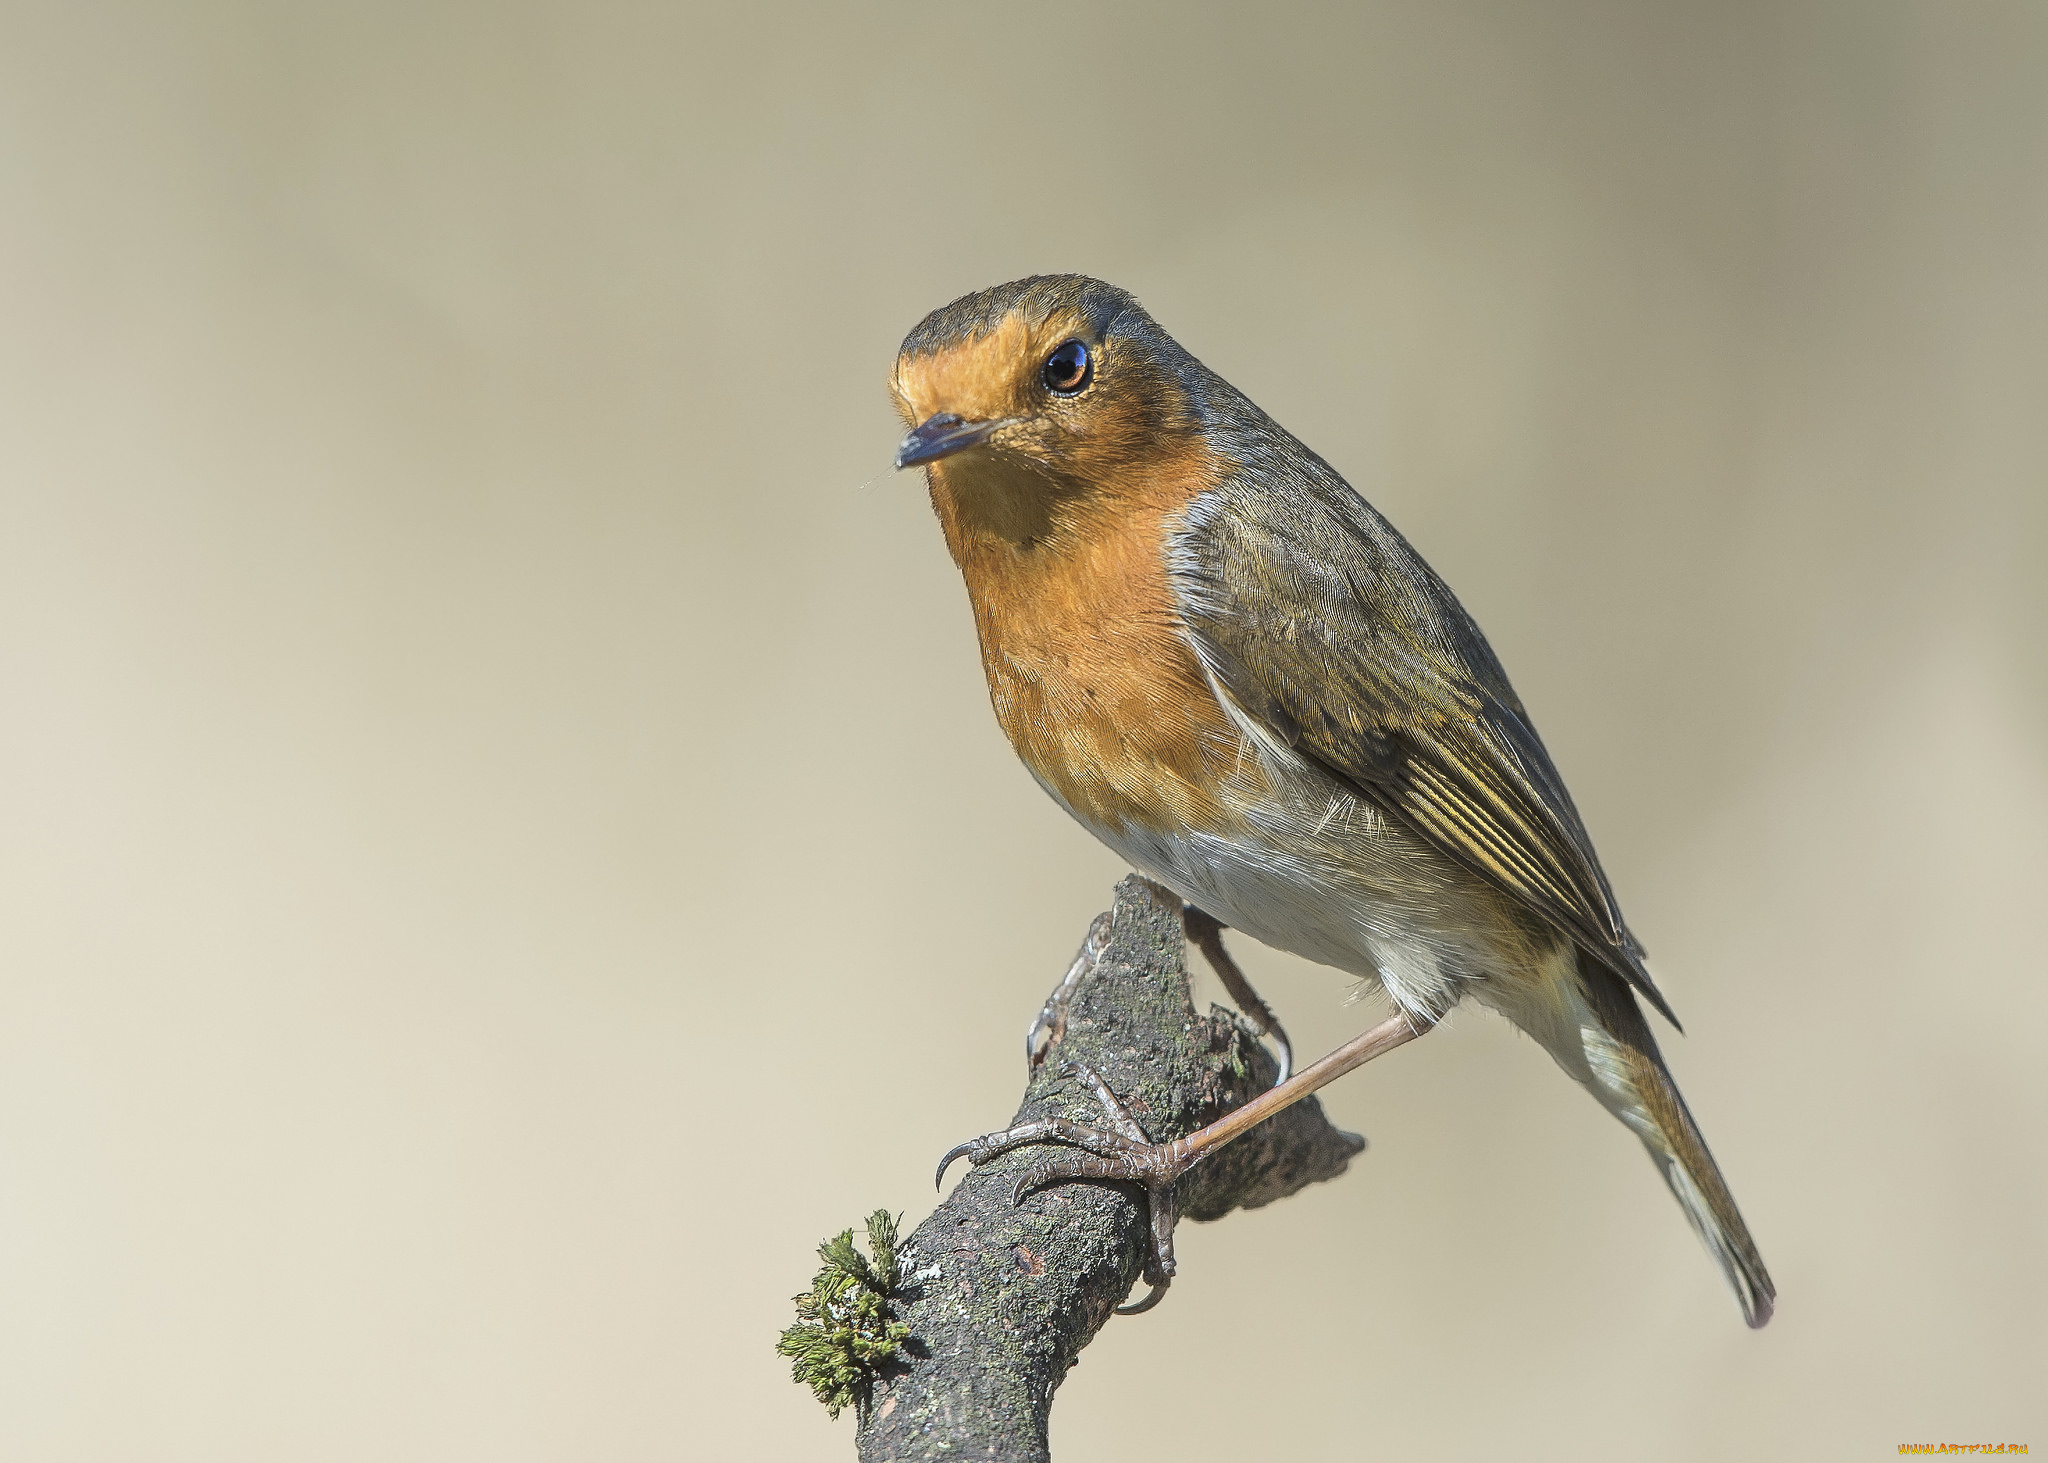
[1172,469,1678,1027]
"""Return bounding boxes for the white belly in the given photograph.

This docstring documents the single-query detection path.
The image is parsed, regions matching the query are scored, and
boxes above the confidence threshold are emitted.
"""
[1027,743,1542,1025]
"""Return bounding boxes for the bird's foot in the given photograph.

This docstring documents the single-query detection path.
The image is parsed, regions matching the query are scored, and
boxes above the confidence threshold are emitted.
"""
[1023,914,1112,1073]
[936,1062,1188,1315]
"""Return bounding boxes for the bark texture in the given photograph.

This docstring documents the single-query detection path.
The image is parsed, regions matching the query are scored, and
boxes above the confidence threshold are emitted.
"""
[854,876,1364,1463]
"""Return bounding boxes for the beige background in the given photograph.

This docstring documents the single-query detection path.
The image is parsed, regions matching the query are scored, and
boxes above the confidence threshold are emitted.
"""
[3,3,2044,1459]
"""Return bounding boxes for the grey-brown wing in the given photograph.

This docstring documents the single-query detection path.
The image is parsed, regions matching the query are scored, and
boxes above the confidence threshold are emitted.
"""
[1172,473,1679,1027]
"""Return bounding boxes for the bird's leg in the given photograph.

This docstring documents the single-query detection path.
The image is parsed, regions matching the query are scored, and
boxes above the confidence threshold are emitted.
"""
[938,1009,1426,1313]
[1184,906,1294,1084]
[1024,914,1113,1072]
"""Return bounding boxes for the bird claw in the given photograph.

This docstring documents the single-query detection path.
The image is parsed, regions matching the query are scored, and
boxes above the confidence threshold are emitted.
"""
[1024,915,1112,1072]
[1115,1279,1170,1315]
[934,1062,1190,1315]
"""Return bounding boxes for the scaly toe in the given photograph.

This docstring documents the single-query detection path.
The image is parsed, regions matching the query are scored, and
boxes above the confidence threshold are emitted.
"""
[1011,1151,1141,1207]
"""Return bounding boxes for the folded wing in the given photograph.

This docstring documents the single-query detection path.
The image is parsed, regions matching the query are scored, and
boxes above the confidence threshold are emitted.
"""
[1171,467,1679,1027]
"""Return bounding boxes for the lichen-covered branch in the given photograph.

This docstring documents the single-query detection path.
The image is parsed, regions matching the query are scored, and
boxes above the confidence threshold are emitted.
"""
[845,876,1364,1463]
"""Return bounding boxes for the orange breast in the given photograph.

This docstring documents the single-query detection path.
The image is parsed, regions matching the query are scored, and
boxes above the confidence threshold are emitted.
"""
[931,456,1249,838]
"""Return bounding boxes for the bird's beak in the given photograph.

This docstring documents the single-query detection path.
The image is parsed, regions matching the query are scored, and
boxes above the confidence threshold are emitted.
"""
[895,413,1009,469]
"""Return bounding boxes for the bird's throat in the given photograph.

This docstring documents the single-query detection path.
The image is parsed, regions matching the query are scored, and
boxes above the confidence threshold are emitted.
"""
[933,454,1243,838]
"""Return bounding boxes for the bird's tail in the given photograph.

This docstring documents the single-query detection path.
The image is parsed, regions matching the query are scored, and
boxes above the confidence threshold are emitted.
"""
[1518,958,1776,1328]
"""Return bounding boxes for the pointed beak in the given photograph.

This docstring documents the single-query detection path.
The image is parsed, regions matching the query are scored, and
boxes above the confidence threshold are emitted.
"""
[895,412,1008,470]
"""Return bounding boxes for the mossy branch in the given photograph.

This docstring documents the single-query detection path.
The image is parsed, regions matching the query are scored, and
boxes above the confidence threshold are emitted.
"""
[778,875,1366,1462]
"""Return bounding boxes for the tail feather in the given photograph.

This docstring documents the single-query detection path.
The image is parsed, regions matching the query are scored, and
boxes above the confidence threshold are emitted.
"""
[1576,964,1775,1328]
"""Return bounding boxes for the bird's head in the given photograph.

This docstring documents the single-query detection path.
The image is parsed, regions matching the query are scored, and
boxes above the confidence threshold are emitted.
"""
[890,275,1207,547]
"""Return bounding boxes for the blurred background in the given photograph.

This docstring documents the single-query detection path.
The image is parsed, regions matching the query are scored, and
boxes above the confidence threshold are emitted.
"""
[3,2,2043,1459]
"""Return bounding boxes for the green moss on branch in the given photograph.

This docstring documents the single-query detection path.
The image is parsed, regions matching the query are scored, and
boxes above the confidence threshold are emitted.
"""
[777,1210,912,1420]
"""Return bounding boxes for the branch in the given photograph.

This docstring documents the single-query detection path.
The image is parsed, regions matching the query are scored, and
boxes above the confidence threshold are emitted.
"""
[852,876,1364,1462]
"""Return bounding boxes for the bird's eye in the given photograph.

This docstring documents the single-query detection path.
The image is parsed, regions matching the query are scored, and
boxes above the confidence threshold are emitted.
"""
[1042,339,1092,395]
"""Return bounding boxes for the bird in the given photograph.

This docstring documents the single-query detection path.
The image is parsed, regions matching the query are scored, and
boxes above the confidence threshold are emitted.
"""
[892,274,1774,1329]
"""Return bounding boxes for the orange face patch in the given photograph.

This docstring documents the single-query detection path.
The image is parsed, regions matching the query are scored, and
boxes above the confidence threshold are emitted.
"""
[890,308,1095,431]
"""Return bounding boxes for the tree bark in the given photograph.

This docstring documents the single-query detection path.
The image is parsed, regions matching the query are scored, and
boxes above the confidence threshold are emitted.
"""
[855,876,1364,1463]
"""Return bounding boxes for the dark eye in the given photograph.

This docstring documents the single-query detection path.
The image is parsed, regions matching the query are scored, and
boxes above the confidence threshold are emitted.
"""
[1042,339,1092,395]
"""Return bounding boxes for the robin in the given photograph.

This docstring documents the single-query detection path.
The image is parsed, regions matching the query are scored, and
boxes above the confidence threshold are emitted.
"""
[894,274,1774,1328]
